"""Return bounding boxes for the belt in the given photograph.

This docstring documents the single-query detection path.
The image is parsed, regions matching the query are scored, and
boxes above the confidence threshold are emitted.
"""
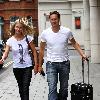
[47,60,69,64]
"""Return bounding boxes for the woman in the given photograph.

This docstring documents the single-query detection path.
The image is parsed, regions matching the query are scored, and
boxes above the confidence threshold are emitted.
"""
[0,18,38,100]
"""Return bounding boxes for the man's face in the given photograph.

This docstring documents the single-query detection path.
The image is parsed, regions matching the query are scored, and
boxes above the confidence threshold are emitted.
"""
[49,14,60,27]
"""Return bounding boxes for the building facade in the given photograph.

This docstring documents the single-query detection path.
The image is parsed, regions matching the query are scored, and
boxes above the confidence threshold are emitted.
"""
[0,0,100,63]
[0,0,38,46]
[83,0,100,63]
[38,0,100,63]
[38,0,84,45]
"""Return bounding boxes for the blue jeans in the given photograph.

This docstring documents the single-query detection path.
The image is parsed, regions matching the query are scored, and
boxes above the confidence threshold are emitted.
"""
[46,60,70,100]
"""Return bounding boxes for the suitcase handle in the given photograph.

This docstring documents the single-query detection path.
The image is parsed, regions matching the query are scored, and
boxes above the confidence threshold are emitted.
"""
[82,58,89,84]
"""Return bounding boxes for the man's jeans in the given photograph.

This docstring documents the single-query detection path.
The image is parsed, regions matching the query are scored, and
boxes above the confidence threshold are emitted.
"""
[46,60,70,100]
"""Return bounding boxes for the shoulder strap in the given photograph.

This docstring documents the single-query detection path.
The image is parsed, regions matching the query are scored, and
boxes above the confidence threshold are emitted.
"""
[25,35,29,44]
[25,35,31,50]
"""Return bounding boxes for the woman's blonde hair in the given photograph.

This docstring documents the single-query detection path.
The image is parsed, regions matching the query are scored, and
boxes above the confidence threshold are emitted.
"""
[10,17,34,36]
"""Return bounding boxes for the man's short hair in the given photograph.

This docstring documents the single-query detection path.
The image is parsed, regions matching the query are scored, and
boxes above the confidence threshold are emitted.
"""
[49,11,60,19]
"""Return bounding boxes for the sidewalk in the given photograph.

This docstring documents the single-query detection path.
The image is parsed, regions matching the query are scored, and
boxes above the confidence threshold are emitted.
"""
[68,54,100,100]
[0,50,100,100]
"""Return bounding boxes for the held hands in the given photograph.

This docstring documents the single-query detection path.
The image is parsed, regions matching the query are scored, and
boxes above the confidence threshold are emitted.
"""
[38,66,43,73]
[38,66,45,76]
[34,65,38,74]
[34,65,45,76]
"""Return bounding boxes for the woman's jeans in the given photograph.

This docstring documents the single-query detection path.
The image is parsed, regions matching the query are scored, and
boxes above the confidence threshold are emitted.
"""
[13,67,32,100]
[46,60,70,100]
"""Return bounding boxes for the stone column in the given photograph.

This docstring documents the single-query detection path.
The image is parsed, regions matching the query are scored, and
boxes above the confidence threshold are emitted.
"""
[89,0,100,63]
[83,0,91,57]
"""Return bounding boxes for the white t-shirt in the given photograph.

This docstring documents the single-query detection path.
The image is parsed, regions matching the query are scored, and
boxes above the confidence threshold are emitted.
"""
[40,26,74,62]
[6,35,33,68]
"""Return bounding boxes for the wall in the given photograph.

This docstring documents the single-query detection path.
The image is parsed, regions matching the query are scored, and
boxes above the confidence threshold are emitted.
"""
[0,0,38,40]
[71,2,84,45]
[38,0,84,45]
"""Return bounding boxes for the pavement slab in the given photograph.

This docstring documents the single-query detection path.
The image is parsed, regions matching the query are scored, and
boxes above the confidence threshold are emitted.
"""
[0,50,100,100]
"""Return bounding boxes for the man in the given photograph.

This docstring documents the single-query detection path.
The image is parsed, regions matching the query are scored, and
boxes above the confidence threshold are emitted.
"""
[38,11,87,100]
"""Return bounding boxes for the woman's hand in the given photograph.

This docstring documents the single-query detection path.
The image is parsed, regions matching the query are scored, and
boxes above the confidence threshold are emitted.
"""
[38,66,43,73]
[34,65,38,74]
[0,59,4,64]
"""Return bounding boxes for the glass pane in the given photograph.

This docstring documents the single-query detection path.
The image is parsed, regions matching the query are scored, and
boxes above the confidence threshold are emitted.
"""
[75,17,81,29]
[9,0,20,1]
[0,0,5,2]
[10,16,19,22]
[0,17,4,24]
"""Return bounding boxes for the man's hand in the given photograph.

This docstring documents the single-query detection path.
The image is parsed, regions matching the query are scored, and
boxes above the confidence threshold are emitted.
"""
[82,54,89,61]
[38,66,45,76]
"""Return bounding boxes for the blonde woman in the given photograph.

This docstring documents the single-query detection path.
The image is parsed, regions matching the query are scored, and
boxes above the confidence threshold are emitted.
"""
[0,18,38,100]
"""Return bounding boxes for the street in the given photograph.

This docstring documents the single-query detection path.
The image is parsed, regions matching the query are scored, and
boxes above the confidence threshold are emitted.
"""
[0,50,100,100]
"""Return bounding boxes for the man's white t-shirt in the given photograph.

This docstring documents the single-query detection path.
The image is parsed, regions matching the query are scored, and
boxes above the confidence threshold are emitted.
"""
[6,35,33,68]
[41,26,74,62]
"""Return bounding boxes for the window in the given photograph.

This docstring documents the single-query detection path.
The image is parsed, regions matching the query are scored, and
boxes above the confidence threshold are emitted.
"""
[9,0,20,1]
[10,16,19,22]
[27,16,33,28]
[0,0,5,3]
[0,16,4,25]
[26,0,32,2]
[10,16,19,29]
[75,17,81,29]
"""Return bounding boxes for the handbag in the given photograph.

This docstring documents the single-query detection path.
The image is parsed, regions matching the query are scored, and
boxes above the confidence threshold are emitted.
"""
[25,35,35,68]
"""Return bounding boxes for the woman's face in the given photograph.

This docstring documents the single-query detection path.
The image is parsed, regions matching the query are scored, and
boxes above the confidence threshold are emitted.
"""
[14,23,23,34]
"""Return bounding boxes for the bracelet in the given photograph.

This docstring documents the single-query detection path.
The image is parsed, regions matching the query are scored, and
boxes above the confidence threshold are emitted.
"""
[36,64,39,67]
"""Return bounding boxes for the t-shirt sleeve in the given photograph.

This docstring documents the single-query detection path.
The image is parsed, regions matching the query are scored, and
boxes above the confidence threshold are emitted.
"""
[6,38,12,47]
[67,29,74,40]
[40,31,46,42]
[27,35,34,43]
[69,31,74,40]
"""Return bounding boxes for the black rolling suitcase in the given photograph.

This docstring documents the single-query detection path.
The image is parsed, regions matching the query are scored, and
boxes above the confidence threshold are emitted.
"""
[70,58,93,100]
